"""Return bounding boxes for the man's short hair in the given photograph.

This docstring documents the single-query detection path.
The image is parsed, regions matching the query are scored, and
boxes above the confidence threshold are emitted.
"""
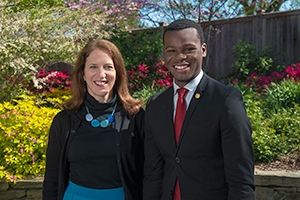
[163,19,205,45]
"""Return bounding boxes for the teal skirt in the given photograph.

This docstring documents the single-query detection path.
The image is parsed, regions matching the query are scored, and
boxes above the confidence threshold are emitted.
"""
[63,181,125,200]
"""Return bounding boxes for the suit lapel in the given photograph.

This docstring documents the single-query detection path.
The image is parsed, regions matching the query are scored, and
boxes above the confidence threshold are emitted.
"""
[163,86,178,151]
[176,73,209,149]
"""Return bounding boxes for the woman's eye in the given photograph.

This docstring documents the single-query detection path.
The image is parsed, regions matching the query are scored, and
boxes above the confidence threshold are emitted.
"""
[105,65,114,69]
[90,65,97,68]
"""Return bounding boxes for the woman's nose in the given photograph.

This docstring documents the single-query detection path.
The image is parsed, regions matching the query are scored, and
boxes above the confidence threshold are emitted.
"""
[98,68,106,77]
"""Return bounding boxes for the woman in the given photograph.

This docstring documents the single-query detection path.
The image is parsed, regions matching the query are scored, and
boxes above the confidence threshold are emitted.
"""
[42,39,144,200]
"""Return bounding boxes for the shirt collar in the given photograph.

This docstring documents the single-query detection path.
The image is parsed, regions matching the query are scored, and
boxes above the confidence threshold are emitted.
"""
[173,69,203,95]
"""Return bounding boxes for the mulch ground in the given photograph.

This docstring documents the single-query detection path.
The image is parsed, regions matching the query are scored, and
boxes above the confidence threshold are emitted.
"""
[255,151,300,172]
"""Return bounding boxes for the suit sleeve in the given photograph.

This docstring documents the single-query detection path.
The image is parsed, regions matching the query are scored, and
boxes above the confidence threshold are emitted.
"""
[143,97,165,200]
[220,87,255,200]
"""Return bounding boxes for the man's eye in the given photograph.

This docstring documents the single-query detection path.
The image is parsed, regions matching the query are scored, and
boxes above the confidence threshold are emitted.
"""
[185,48,196,53]
[166,49,176,53]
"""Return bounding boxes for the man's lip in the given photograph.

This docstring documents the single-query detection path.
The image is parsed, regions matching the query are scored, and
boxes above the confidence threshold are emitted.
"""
[174,65,188,70]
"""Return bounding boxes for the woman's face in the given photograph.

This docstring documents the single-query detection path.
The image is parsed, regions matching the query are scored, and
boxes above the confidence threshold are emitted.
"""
[83,49,116,102]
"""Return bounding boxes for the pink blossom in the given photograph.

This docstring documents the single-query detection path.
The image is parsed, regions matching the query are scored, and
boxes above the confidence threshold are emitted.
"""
[231,78,239,85]
[138,64,149,73]
[10,175,17,181]
[31,154,35,164]
[271,71,285,81]
[1,114,9,118]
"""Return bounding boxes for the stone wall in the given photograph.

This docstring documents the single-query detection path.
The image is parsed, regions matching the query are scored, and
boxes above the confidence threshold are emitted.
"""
[0,177,43,200]
[254,170,300,200]
[0,170,299,200]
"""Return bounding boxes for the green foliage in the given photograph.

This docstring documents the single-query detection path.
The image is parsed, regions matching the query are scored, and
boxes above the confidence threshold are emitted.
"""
[32,89,71,109]
[110,30,163,69]
[237,80,300,162]
[0,0,118,103]
[237,0,286,16]
[127,60,172,93]
[251,105,300,162]
[6,0,64,12]
[0,95,60,182]
[228,40,280,82]
[132,85,164,108]
[262,80,300,114]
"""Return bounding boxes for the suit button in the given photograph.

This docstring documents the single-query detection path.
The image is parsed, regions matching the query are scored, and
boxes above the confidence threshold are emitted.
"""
[175,157,181,163]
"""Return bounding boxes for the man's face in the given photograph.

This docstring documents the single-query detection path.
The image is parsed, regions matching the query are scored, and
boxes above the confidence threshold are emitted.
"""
[164,28,206,88]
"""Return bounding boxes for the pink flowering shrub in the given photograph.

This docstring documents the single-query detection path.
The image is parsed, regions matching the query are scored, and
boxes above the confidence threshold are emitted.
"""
[240,62,300,91]
[27,68,71,94]
[127,60,173,92]
[28,61,172,96]
[0,95,60,182]
[236,62,300,162]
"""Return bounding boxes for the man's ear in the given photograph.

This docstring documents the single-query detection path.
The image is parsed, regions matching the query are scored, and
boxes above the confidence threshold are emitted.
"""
[201,43,207,57]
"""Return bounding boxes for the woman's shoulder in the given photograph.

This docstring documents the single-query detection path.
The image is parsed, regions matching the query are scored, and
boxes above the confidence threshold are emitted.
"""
[53,109,70,120]
[51,110,73,129]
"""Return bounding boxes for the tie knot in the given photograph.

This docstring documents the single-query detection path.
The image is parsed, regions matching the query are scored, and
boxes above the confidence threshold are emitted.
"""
[177,88,188,99]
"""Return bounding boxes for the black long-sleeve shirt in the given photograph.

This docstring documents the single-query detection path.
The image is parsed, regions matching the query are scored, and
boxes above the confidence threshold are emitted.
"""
[43,107,145,200]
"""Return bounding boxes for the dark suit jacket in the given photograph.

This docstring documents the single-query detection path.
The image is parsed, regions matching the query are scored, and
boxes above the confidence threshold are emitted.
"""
[143,73,255,200]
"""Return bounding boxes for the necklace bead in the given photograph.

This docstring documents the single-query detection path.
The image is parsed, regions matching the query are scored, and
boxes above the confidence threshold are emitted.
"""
[85,103,117,128]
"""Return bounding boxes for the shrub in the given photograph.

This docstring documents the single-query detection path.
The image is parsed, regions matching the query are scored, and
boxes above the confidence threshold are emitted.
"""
[0,0,117,102]
[245,62,300,91]
[111,30,163,69]
[132,85,165,108]
[251,104,300,163]
[227,40,282,82]
[32,89,71,109]
[235,63,300,162]
[0,95,60,182]
[262,80,300,113]
[127,60,172,93]
[27,68,71,94]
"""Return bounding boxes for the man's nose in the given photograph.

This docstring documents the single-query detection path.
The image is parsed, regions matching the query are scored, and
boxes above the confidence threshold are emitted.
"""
[176,52,187,60]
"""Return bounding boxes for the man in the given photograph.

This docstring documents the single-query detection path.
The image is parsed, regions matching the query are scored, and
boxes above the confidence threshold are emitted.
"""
[143,19,255,200]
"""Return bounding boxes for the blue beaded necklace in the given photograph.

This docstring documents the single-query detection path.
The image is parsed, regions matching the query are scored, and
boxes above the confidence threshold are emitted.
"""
[85,103,117,128]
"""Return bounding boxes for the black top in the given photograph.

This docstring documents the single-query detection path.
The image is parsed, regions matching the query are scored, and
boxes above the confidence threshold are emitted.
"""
[68,93,122,188]
[42,95,145,200]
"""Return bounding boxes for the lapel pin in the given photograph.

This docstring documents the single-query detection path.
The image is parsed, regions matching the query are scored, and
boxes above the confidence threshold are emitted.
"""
[195,93,201,99]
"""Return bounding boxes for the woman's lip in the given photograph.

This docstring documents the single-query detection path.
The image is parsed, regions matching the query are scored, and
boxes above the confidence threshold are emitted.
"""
[95,81,107,86]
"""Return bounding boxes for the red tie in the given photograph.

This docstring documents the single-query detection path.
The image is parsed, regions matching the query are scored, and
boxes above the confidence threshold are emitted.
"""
[173,88,188,200]
[174,88,188,144]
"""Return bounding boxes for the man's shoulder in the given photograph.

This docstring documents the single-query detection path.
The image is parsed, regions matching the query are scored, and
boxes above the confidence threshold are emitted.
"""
[145,87,172,110]
[149,87,172,102]
[205,75,239,93]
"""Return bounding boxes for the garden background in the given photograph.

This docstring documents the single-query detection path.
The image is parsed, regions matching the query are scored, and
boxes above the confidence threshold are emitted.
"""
[0,0,300,182]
